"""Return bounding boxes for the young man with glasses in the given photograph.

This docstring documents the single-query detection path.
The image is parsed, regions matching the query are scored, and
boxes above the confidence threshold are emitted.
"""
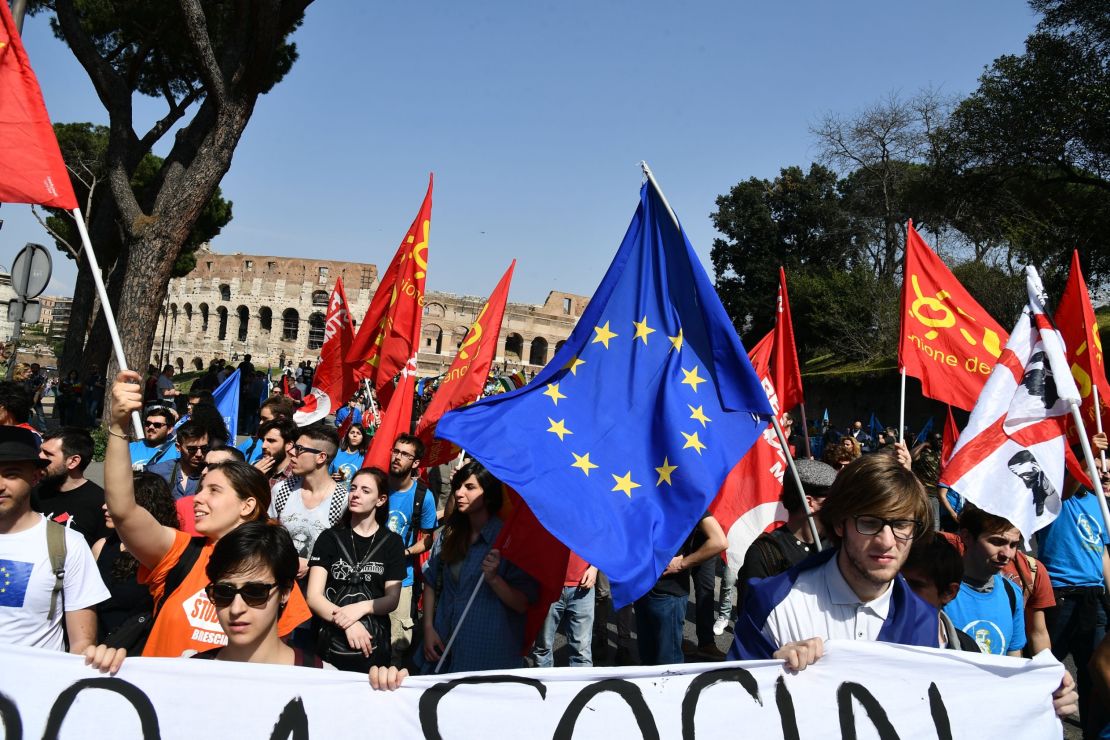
[128,407,179,470]
[729,451,939,663]
[147,421,209,501]
[385,434,437,668]
[268,425,347,582]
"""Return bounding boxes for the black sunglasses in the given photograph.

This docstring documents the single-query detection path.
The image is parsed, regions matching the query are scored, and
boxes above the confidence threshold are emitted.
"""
[204,582,278,608]
[183,444,211,456]
[144,420,168,429]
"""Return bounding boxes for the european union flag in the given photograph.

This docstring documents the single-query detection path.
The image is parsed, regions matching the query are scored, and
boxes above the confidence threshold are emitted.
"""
[436,180,771,606]
[0,559,34,608]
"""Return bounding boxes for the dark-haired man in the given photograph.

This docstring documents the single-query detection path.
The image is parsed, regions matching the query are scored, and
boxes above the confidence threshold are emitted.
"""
[33,428,107,547]
[254,418,297,489]
[128,406,179,470]
[147,421,209,501]
[901,535,981,652]
[386,433,437,667]
[238,395,296,464]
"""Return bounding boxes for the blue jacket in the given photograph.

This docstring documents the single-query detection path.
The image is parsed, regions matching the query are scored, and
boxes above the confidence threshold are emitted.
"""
[727,548,938,660]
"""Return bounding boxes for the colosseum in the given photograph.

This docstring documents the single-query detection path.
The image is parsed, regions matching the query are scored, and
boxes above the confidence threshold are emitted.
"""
[152,245,589,378]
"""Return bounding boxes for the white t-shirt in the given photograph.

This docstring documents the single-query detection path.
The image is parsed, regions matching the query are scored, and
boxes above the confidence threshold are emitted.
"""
[762,551,893,647]
[0,517,111,651]
[268,481,348,560]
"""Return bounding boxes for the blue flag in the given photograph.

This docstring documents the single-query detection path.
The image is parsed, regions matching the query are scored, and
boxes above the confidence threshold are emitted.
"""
[261,365,273,406]
[868,412,882,442]
[914,416,934,447]
[213,368,241,442]
[436,182,771,606]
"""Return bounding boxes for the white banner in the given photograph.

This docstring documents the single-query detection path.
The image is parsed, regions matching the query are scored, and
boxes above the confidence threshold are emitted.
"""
[0,640,1063,739]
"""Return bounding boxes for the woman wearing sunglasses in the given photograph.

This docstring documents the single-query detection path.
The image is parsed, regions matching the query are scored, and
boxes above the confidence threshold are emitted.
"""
[306,467,405,671]
[86,522,331,671]
[101,372,311,658]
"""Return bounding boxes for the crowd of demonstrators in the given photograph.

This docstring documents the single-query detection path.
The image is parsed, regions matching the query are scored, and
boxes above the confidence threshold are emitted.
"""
[306,467,405,671]
[32,427,107,547]
[330,423,368,485]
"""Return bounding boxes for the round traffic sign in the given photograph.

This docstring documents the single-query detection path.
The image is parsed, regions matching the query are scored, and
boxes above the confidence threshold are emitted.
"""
[11,243,52,299]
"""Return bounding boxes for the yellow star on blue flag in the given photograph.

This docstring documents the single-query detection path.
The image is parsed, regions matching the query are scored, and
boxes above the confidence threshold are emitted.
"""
[436,177,771,607]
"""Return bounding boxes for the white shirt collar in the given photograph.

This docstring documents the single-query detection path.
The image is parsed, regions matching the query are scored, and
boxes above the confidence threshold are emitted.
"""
[820,550,894,619]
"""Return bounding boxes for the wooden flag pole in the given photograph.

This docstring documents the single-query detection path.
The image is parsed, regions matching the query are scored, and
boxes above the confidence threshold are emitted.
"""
[1068,401,1110,592]
[72,207,143,438]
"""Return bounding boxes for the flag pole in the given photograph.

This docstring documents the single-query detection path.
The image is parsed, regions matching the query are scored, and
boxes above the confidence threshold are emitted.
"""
[642,161,822,550]
[1067,402,1110,592]
[798,403,813,458]
[434,576,484,674]
[1094,384,1107,469]
[71,207,143,438]
[771,415,822,549]
[898,368,907,442]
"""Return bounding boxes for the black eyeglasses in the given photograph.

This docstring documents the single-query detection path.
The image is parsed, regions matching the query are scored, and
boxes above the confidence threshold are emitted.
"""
[291,443,324,457]
[183,444,211,456]
[390,448,415,460]
[204,582,278,608]
[852,515,924,541]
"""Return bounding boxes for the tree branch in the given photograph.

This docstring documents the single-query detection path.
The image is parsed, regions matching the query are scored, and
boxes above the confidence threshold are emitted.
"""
[177,0,227,104]
[139,85,203,151]
[30,206,80,260]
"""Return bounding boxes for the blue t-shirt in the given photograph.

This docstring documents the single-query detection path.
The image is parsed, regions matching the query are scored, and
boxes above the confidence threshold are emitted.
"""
[237,437,265,464]
[1036,491,1110,588]
[329,449,364,485]
[128,439,179,469]
[387,480,437,587]
[944,575,1025,655]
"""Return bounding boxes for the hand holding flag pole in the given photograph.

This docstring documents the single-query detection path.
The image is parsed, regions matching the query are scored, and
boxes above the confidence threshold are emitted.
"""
[639,162,821,552]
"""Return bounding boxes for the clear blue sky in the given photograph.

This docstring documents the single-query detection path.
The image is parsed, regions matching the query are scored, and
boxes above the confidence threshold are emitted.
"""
[1,1,1036,304]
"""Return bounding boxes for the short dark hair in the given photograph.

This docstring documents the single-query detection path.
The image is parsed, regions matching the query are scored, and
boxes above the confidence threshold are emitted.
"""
[0,381,31,423]
[903,534,963,594]
[393,433,424,462]
[205,521,298,594]
[43,427,94,471]
[188,404,229,446]
[296,424,340,461]
[958,503,1018,539]
[259,418,297,443]
[209,445,246,463]
[176,420,209,444]
[144,406,176,426]
[260,395,295,421]
[188,390,215,406]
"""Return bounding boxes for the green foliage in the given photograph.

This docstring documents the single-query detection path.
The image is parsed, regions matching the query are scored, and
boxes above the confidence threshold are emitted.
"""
[90,425,107,462]
[950,261,1026,329]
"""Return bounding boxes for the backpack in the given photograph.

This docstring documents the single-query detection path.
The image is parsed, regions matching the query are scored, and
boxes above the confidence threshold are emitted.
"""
[1000,575,1018,619]
[405,481,430,548]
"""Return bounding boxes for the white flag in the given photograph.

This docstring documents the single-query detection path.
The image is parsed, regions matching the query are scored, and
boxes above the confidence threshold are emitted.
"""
[940,267,1080,539]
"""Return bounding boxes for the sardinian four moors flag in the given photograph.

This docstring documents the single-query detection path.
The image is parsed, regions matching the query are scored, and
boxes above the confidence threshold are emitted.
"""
[899,222,1008,411]
[295,277,356,426]
[710,267,802,575]
[347,174,433,408]
[940,267,1082,539]
[0,1,76,208]
[416,260,515,467]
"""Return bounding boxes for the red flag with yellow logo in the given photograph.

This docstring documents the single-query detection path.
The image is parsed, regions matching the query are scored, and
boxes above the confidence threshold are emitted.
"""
[0,1,77,208]
[1054,250,1110,445]
[348,174,432,406]
[416,260,515,467]
[898,222,1008,411]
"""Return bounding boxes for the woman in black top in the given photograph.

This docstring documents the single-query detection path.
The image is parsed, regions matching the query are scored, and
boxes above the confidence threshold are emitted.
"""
[91,472,179,644]
[307,466,405,672]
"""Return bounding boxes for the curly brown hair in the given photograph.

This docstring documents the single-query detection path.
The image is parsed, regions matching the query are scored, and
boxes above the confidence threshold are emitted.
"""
[110,473,180,581]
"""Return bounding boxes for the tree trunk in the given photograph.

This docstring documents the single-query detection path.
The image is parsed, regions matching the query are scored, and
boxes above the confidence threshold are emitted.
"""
[81,244,128,379]
[59,253,94,374]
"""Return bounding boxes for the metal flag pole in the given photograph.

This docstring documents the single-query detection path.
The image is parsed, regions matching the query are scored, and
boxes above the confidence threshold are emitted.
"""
[71,207,143,438]
[1067,401,1110,592]
[898,368,907,442]
[434,575,484,674]
[641,161,821,551]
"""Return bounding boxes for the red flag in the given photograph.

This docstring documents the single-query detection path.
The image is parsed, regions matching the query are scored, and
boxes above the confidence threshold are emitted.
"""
[1055,250,1110,447]
[0,3,76,209]
[941,406,959,465]
[348,175,432,406]
[899,222,1008,411]
[709,331,788,573]
[362,361,417,470]
[771,267,804,411]
[295,278,357,425]
[494,486,570,654]
[280,373,291,398]
[416,261,515,467]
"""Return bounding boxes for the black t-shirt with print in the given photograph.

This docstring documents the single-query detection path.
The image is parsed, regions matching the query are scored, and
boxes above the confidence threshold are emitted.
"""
[32,479,109,546]
[308,526,406,634]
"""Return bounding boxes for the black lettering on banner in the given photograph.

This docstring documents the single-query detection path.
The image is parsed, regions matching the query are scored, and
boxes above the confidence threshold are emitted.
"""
[928,683,952,740]
[0,691,22,740]
[680,668,761,739]
[836,682,899,740]
[42,678,160,740]
[774,676,800,740]
[419,675,547,740]
[553,679,659,740]
[269,697,309,740]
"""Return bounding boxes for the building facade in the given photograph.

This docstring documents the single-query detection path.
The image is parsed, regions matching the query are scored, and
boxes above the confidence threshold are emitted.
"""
[153,246,589,378]
[37,295,72,338]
